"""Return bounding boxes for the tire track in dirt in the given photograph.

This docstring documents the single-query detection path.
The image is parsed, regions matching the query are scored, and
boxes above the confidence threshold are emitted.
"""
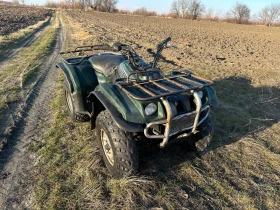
[0,16,54,144]
[0,14,65,209]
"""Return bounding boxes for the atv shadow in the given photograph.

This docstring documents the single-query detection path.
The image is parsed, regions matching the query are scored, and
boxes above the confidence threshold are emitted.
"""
[209,76,280,152]
[138,76,280,176]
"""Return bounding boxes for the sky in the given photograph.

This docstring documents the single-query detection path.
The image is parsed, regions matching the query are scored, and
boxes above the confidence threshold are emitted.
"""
[9,0,280,16]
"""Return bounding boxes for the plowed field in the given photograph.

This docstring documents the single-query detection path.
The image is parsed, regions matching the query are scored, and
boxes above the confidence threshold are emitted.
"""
[64,11,280,86]
[0,5,52,35]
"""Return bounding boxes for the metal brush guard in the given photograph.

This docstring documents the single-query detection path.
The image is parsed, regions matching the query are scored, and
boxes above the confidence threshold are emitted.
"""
[116,71,213,147]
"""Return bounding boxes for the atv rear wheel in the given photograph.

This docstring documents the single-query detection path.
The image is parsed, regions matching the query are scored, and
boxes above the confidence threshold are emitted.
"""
[63,81,89,122]
[96,110,139,178]
[192,116,213,156]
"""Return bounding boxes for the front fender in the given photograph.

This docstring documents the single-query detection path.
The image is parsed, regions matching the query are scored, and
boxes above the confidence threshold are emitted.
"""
[92,83,165,124]
[205,86,219,108]
[88,91,144,132]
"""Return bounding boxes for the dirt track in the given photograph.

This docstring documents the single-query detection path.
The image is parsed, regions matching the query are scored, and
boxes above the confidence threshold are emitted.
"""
[0,15,64,209]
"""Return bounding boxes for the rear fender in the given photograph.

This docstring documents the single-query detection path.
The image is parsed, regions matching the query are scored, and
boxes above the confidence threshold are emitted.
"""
[56,62,74,92]
[56,62,89,115]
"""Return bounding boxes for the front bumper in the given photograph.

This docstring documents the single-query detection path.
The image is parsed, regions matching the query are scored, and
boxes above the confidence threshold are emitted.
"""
[144,91,210,147]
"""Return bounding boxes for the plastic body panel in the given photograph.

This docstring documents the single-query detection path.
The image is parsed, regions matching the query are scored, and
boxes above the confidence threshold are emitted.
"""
[92,83,166,124]
[56,58,98,115]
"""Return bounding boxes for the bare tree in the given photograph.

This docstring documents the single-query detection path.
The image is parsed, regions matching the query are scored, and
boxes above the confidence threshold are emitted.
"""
[259,3,280,27]
[102,0,118,12]
[179,0,189,18]
[189,0,204,20]
[230,2,250,24]
[84,0,92,7]
[171,0,189,18]
[79,0,93,9]
[171,0,204,19]
[92,0,102,9]
[44,0,118,12]
[66,0,76,9]
[171,0,180,17]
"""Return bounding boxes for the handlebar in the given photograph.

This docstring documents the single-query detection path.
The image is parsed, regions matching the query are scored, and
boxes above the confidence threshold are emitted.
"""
[157,37,171,49]
[152,37,172,68]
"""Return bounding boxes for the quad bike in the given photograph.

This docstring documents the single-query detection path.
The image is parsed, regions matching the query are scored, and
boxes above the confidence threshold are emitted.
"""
[56,37,219,178]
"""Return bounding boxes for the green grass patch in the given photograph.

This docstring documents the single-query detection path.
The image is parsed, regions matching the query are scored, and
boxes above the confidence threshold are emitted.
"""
[19,25,58,85]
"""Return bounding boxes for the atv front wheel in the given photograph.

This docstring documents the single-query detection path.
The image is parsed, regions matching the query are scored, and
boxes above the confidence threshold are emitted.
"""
[63,81,89,122]
[193,116,213,155]
[96,110,139,178]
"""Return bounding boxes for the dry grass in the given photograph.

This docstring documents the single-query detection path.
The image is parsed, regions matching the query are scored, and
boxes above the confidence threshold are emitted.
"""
[29,11,280,209]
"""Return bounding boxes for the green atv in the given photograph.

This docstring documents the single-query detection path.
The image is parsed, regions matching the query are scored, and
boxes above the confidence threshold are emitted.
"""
[56,37,219,178]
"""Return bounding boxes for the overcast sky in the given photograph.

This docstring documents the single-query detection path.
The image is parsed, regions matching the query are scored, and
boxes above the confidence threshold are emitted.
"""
[10,0,280,16]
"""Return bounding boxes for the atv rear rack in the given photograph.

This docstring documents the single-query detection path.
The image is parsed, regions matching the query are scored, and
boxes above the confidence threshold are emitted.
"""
[116,72,213,101]
[59,44,115,65]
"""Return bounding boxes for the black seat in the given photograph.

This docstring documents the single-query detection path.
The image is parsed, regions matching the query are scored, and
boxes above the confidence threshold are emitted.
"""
[89,54,125,77]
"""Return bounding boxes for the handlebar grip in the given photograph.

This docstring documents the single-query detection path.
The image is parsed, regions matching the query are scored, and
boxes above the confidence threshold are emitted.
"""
[163,36,171,44]
[112,42,126,52]
[160,37,171,46]
[157,37,171,50]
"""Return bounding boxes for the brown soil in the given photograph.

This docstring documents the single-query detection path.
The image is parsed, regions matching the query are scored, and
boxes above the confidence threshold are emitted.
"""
[0,5,52,35]
[63,11,280,87]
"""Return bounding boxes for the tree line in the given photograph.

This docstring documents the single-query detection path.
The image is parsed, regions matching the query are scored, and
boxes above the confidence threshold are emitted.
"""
[45,0,118,12]
[170,0,280,27]
[44,0,280,27]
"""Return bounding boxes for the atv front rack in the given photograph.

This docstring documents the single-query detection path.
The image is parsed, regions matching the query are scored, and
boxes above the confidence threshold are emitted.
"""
[116,72,213,101]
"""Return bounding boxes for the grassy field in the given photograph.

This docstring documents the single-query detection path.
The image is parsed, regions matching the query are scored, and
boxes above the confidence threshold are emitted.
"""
[25,11,280,209]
